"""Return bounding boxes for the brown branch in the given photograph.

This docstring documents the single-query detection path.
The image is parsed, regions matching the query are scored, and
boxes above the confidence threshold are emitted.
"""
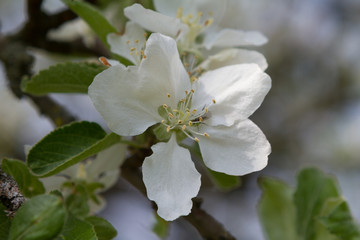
[0,168,25,217]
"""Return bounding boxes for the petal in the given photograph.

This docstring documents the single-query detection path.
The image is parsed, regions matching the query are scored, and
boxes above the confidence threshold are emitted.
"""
[107,21,146,65]
[198,119,271,175]
[203,28,268,49]
[124,4,188,38]
[200,48,268,71]
[142,134,201,221]
[139,33,191,108]
[192,63,271,126]
[88,64,161,136]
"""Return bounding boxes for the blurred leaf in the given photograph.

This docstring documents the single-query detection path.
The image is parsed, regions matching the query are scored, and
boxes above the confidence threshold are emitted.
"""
[8,194,66,240]
[207,169,241,191]
[153,124,171,142]
[27,121,121,177]
[57,214,97,240]
[258,177,300,240]
[21,62,106,95]
[318,197,360,240]
[152,213,169,239]
[65,183,90,218]
[86,216,117,240]
[0,203,11,240]
[294,168,340,240]
[61,0,117,46]
[1,158,45,197]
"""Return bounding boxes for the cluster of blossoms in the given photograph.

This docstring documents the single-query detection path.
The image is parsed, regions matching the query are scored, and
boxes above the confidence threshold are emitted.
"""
[89,0,271,221]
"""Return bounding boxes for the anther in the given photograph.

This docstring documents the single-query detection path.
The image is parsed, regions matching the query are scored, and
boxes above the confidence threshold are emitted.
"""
[166,126,171,132]
[192,109,197,114]
[212,99,216,104]
[163,104,168,109]
[161,120,165,124]
[126,40,130,44]
[130,47,136,51]
[168,113,174,118]
[191,89,195,93]
[205,107,208,113]
[182,125,186,130]
[185,90,188,95]
[190,76,198,82]
[178,120,183,124]
[99,57,112,67]
[172,109,178,112]
[194,137,199,142]
[204,19,213,26]
[204,133,210,138]
[167,93,171,98]
[199,117,203,122]
[135,39,139,43]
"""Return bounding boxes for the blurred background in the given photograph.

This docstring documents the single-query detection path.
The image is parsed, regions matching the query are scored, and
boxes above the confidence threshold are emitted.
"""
[1,0,359,239]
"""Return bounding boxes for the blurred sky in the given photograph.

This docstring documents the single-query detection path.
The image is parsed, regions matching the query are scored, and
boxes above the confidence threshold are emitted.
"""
[1,0,359,239]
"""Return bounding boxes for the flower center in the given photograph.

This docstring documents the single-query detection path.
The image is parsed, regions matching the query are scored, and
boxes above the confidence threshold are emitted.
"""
[159,90,215,142]
[125,33,148,65]
[176,8,213,51]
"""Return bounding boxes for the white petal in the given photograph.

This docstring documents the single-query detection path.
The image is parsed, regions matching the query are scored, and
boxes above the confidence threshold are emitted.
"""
[200,48,268,71]
[88,64,161,136]
[142,135,201,221]
[139,33,191,107]
[124,4,188,38]
[198,119,271,175]
[107,21,146,65]
[192,64,271,126]
[203,28,268,49]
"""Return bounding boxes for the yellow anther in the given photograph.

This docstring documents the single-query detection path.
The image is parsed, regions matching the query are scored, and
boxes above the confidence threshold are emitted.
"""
[204,18,213,26]
[184,63,190,67]
[192,109,197,114]
[163,104,168,109]
[194,137,199,142]
[168,113,174,118]
[199,117,203,122]
[161,120,165,124]
[166,126,171,132]
[187,71,191,76]
[135,39,139,43]
[167,93,171,98]
[144,33,148,37]
[140,50,145,56]
[176,7,183,18]
[178,120,183,124]
[212,99,216,104]
[185,90,188,95]
[188,121,193,126]
[130,47,136,51]
[180,99,186,103]
[126,40,130,44]
[204,133,210,138]
[143,55,147,59]
[205,107,208,113]
[190,76,198,82]
[99,57,111,67]
[191,89,195,93]
[172,109,178,112]
[182,125,186,130]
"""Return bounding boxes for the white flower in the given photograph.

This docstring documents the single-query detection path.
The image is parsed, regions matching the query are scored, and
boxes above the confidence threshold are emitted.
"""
[124,1,267,51]
[89,33,271,220]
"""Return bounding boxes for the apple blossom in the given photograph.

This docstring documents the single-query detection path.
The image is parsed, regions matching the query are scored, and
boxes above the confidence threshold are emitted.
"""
[89,33,271,220]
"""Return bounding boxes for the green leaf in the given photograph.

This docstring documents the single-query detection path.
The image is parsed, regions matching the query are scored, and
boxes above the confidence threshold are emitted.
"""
[8,194,66,240]
[318,198,360,240]
[61,0,117,46]
[0,203,11,240]
[153,124,171,142]
[152,213,169,239]
[65,183,90,218]
[58,214,97,240]
[1,158,45,197]
[21,62,106,96]
[86,216,117,240]
[294,168,340,240]
[27,121,121,177]
[207,169,241,191]
[258,177,300,240]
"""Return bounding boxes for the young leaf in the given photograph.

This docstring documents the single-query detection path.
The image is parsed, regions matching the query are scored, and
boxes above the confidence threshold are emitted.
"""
[65,183,90,218]
[207,169,241,191]
[258,177,300,240]
[8,194,66,240]
[61,0,117,46]
[0,203,11,240]
[27,121,121,177]
[86,216,117,240]
[294,168,340,240]
[21,62,106,95]
[318,198,360,240]
[1,158,45,197]
[152,213,169,239]
[58,214,97,240]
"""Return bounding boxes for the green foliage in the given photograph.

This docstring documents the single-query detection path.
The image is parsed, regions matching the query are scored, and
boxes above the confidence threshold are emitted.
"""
[153,124,171,142]
[1,158,45,197]
[258,168,360,240]
[8,194,66,240]
[152,213,169,239]
[27,121,121,177]
[61,0,117,46]
[258,177,299,240]
[65,183,90,218]
[0,203,11,240]
[86,216,117,240]
[21,62,106,95]
[207,169,241,191]
[57,214,97,240]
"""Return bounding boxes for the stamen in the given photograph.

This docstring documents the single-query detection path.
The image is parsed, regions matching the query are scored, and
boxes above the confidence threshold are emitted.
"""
[188,121,193,126]
[192,109,197,114]
[199,117,203,122]
[167,93,171,98]
[168,113,174,118]
[212,99,216,104]
[163,104,168,109]
[99,57,111,67]
[178,120,183,124]
[161,120,165,124]
[191,89,195,93]
[204,19,213,26]
[182,125,186,130]
[194,137,199,142]
[130,47,136,51]
[204,133,210,138]
[205,107,208,113]
[135,39,139,43]
[185,90,188,95]
[126,40,130,45]
[166,126,171,132]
